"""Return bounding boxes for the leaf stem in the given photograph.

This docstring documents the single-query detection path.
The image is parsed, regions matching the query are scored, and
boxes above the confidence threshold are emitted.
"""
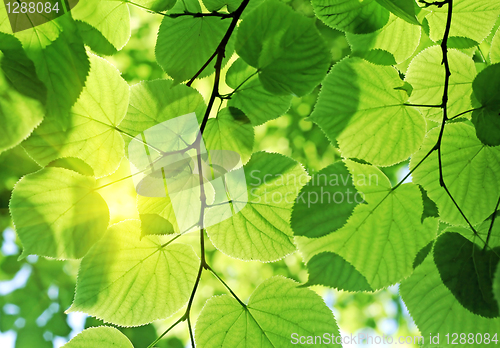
[220,71,259,100]
[146,316,186,348]
[204,263,247,308]
[447,107,484,121]
[404,103,443,108]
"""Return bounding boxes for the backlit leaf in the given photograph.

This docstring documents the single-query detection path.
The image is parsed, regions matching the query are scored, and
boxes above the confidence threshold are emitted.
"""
[411,122,500,226]
[312,0,390,34]
[226,59,292,126]
[424,0,500,44]
[156,8,234,84]
[304,252,372,291]
[405,46,476,122]
[236,0,330,96]
[471,63,500,146]
[63,326,134,348]
[23,54,129,178]
[0,61,43,154]
[206,152,306,262]
[491,27,500,64]
[120,79,206,149]
[310,57,426,166]
[434,232,500,318]
[204,107,254,163]
[72,0,131,51]
[346,14,421,64]
[297,160,437,290]
[68,220,199,326]
[12,15,90,130]
[9,167,109,260]
[195,276,341,348]
[291,161,360,238]
[401,253,500,347]
[375,0,420,26]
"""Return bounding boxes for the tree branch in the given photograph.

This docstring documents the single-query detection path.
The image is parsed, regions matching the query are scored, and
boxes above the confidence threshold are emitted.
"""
[148,1,250,346]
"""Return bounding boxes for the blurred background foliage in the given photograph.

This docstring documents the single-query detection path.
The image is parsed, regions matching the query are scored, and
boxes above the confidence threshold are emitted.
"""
[0,0,419,346]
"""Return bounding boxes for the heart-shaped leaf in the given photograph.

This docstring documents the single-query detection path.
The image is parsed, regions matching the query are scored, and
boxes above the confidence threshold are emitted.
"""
[434,232,500,318]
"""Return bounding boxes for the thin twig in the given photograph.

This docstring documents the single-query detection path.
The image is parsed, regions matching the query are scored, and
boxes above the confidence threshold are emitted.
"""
[220,71,259,100]
[146,316,186,348]
[447,107,484,121]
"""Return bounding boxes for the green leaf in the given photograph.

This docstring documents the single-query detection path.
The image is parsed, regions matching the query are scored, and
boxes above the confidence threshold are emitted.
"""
[120,79,206,148]
[202,0,240,12]
[226,59,291,126]
[63,327,134,348]
[155,13,234,84]
[411,122,500,226]
[0,32,46,104]
[346,14,421,64]
[413,240,433,269]
[471,63,500,146]
[310,57,426,166]
[351,49,397,65]
[0,62,44,154]
[47,157,95,177]
[405,46,476,121]
[375,0,420,26]
[68,220,199,326]
[491,27,500,64]
[236,0,330,97]
[134,0,177,12]
[13,15,90,130]
[401,253,500,347]
[204,107,254,163]
[494,263,500,308]
[424,0,500,43]
[72,0,131,51]
[75,20,118,57]
[446,36,480,49]
[312,0,390,34]
[202,0,264,15]
[195,276,341,348]
[296,160,437,290]
[291,161,360,238]
[138,194,180,237]
[434,232,500,318]
[304,252,373,291]
[139,213,176,237]
[23,54,129,178]
[206,152,306,262]
[9,167,109,260]
[419,185,439,221]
